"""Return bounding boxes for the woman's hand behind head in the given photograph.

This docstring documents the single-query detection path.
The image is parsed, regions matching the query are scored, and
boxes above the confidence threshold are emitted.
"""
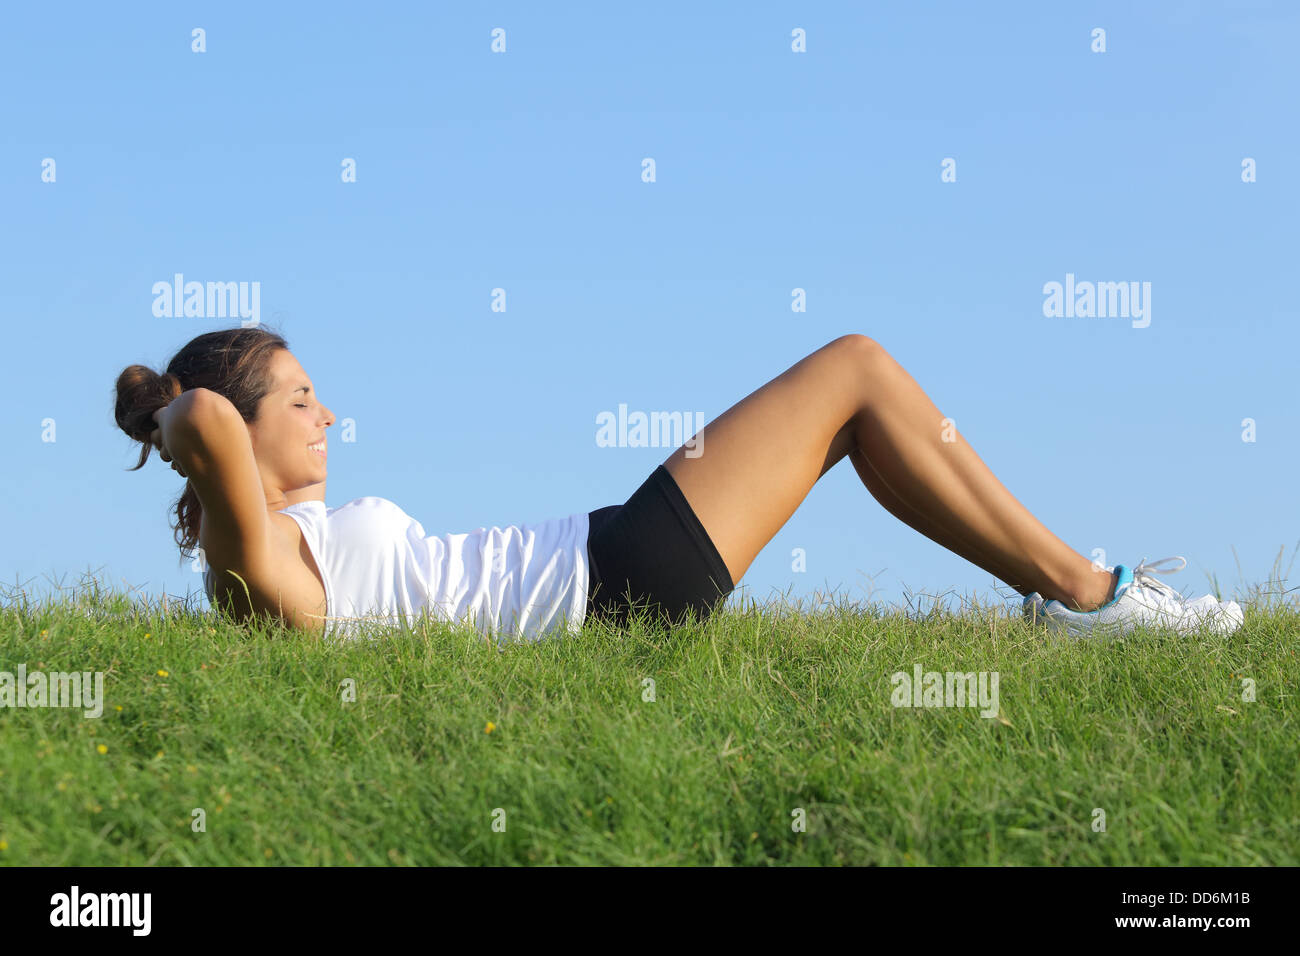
[150,404,188,478]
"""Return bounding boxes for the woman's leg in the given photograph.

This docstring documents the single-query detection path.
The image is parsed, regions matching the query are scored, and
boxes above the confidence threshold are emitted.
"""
[661,334,1115,611]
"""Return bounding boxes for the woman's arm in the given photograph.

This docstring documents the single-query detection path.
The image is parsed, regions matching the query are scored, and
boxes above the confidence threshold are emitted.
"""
[154,389,278,618]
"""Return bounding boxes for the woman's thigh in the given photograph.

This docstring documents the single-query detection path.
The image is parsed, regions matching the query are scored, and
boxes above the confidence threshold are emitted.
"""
[661,334,874,585]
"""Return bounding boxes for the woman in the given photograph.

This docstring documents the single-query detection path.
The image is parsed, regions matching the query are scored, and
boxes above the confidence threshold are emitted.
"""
[114,327,1243,641]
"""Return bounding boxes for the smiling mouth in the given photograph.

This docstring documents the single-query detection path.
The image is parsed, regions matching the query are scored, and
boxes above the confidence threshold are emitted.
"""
[308,441,327,457]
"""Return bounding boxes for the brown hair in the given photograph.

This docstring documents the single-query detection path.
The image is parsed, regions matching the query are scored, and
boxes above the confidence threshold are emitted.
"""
[113,327,289,557]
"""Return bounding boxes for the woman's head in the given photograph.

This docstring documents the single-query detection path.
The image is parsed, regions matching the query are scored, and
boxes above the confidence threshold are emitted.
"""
[243,346,335,498]
[113,327,335,556]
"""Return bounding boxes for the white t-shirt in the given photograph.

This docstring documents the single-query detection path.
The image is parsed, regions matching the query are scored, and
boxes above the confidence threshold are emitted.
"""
[204,497,590,642]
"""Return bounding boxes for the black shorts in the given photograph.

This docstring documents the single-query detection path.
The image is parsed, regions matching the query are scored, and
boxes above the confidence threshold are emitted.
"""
[585,465,735,630]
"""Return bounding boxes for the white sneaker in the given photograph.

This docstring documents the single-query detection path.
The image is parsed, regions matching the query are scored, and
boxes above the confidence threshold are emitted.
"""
[1027,556,1244,637]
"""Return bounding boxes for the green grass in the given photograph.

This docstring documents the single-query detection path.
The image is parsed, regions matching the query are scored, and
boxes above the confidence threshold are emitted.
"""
[0,568,1297,866]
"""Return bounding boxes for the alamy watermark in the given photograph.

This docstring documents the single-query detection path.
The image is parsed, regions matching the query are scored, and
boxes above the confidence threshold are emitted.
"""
[891,664,1000,719]
[1042,272,1151,328]
[0,665,104,718]
[596,404,704,457]
[49,886,150,936]
[152,273,260,325]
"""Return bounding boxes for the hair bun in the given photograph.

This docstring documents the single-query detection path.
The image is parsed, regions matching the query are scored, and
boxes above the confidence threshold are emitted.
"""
[113,364,184,446]
[157,369,183,403]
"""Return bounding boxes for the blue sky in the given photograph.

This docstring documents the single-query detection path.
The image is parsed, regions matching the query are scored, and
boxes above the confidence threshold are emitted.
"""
[2,1,1296,618]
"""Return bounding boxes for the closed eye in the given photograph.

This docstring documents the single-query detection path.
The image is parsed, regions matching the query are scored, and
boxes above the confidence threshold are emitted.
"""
[294,404,308,408]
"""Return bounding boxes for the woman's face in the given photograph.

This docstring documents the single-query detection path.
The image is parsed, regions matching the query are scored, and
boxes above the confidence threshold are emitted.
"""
[246,349,336,496]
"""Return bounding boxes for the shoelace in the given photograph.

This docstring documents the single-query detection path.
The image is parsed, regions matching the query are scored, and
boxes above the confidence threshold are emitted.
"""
[1128,555,1189,606]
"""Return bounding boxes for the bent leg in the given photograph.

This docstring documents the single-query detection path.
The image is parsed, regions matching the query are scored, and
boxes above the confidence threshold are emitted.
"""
[663,335,1113,611]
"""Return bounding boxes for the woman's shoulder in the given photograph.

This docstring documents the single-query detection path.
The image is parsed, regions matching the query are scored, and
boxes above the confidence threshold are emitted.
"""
[203,508,330,636]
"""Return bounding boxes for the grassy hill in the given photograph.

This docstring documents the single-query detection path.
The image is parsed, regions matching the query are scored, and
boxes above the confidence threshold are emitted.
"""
[1,575,1296,865]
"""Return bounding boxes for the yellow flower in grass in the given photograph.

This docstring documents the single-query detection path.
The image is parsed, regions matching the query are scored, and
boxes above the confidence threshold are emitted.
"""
[114,705,123,712]
[157,669,169,677]
[0,840,8,851]
[96,744,107,755]
[485,721,496,734]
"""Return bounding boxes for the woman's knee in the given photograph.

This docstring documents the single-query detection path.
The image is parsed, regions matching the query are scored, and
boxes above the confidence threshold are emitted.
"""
[825,334,888,421]
[831,332,885,361]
